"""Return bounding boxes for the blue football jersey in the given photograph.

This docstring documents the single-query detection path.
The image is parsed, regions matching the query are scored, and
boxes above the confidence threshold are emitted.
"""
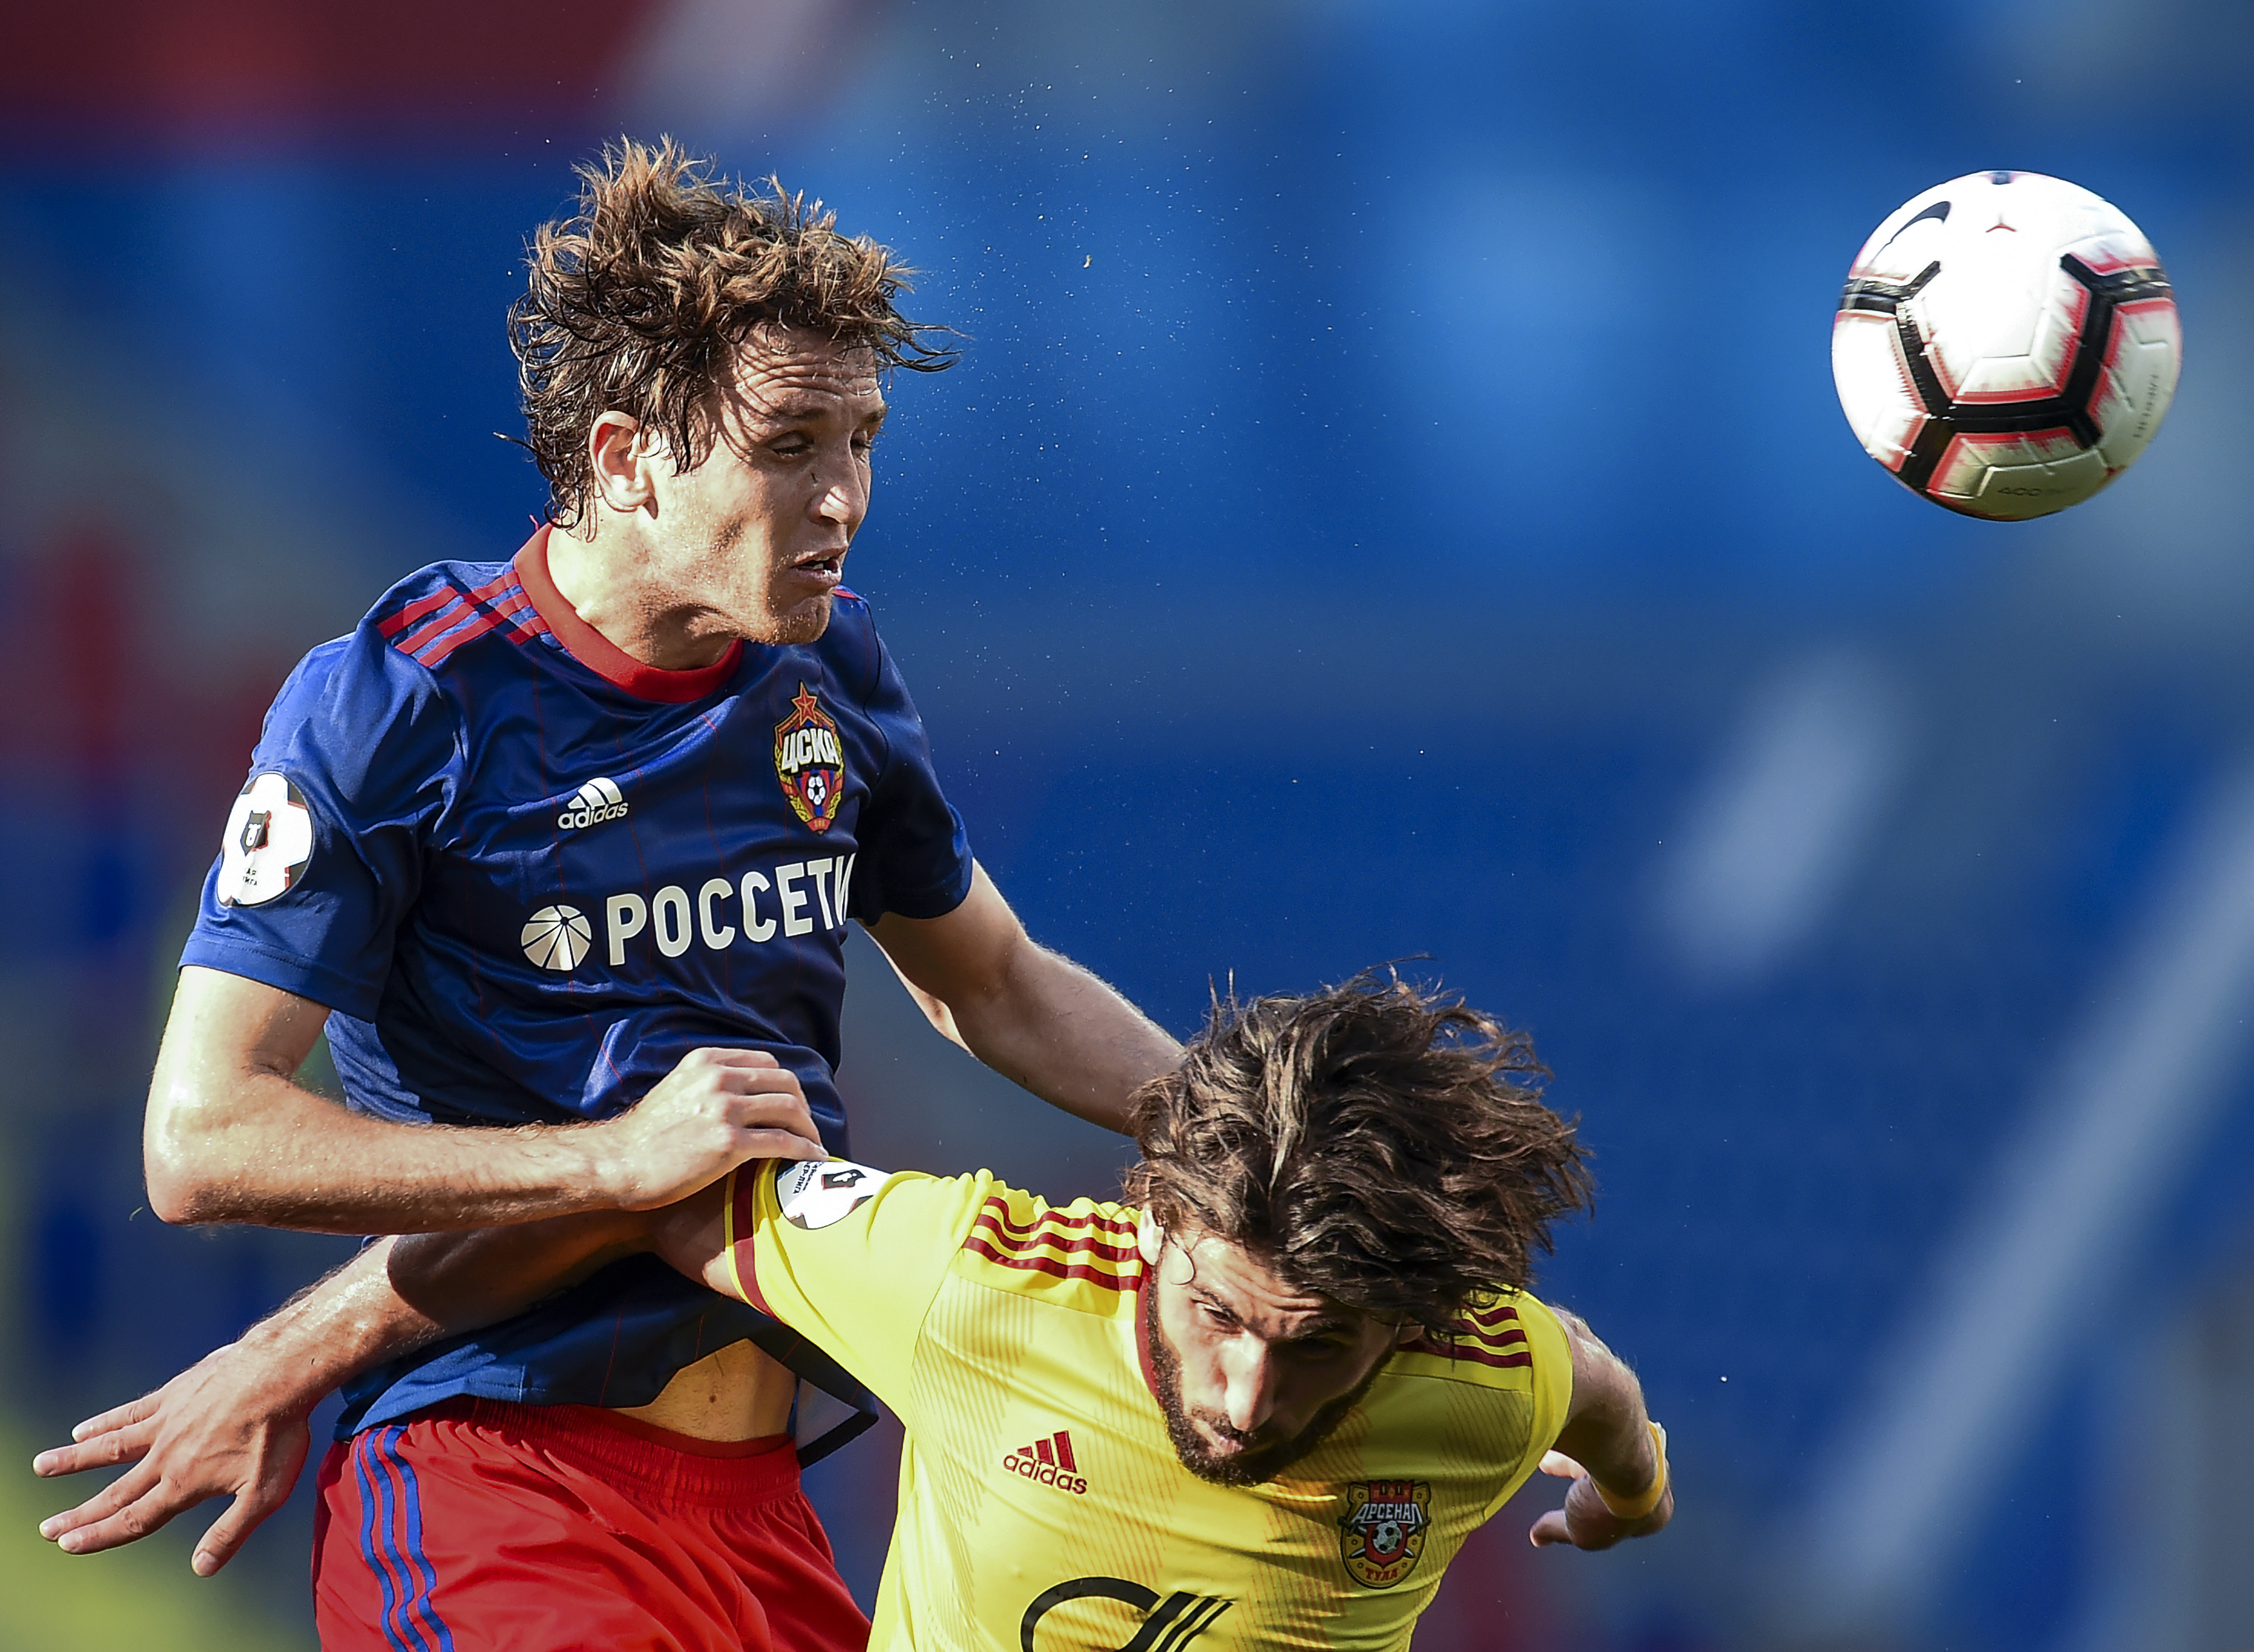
[182,528,974,1445]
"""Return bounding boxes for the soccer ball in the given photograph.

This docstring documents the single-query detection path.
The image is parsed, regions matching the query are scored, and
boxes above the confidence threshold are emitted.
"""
[1831,170,2180,520]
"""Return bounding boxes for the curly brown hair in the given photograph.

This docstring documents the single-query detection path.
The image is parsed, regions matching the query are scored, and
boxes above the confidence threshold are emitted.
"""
[509,136,954,528]
[1124,974,1591,1333]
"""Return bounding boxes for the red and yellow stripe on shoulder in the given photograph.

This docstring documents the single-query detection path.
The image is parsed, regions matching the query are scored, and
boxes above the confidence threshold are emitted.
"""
[955,1186,1145,1311]
[1393,1293,1540,1389]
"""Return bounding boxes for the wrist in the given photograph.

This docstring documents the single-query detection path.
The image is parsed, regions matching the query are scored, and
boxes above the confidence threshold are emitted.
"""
[232,1300,362,1411]
[570,1117,636,1210]
[1591,1421,1670,1522]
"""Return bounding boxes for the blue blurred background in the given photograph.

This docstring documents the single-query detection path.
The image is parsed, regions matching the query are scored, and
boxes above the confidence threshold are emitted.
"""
[4,0,2252,1646]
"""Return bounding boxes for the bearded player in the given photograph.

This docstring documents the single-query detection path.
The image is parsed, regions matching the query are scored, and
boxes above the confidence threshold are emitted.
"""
[75,975,1670,1647]
[33,140,1179,1649]
[674,978,1669,1640]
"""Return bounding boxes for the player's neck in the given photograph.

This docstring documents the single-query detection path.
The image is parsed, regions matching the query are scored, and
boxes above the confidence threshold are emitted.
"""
[545,518,735,672]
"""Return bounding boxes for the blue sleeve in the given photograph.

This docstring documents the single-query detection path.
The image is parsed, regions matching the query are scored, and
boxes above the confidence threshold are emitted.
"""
[179,629,463,1019]
[848,618,975,924]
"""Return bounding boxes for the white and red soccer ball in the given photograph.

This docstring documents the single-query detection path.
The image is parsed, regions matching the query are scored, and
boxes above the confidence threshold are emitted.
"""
[1831,170,2181,520]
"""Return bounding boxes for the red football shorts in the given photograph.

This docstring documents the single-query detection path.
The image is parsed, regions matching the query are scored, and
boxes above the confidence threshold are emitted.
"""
[311,1398,870,1652]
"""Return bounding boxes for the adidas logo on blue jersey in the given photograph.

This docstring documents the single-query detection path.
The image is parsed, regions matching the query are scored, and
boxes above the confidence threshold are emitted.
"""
[557,777,629,831]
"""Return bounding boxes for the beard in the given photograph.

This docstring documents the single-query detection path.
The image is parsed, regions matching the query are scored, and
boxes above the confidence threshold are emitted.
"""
[1141,1284,1388,1486]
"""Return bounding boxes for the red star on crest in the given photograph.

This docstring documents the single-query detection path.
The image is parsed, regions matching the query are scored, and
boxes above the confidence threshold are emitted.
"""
[791,684,824,719]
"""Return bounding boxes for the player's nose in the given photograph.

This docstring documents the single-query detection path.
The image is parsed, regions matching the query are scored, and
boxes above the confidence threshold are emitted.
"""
[1219,1341,1281,1435]
[813,467,868,530]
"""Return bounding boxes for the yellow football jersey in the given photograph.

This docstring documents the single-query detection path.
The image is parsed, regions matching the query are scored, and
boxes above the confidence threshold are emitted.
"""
[725,1157,1573,1651]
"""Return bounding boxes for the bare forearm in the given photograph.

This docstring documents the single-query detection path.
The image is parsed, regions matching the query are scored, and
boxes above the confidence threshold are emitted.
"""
[386,1208,654,1333]
[213,1209,656,1416]
[951,944,1181,1134]
[261,1215,645,1398]
[146,967,622,1231]
[864,865,1179,1134]
[148,969,822,1233]
[231,1240,444,1412]
[147,1073,618,1232]
[1552,1309,1659,1495]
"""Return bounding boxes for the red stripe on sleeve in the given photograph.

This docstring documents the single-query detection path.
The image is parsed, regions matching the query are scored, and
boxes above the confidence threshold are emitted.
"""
[960,1235,1134,1290]
[728,1170,775,1317]
[415,605,511,668]
[376,587,461,638]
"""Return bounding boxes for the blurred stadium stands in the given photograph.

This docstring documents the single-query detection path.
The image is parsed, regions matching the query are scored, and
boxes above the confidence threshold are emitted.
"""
[3,1,2253,1646]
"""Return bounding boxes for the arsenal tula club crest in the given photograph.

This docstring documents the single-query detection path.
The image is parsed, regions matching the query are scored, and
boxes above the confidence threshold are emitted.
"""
[1338,1480,1430,1589]
[773,682,845,833]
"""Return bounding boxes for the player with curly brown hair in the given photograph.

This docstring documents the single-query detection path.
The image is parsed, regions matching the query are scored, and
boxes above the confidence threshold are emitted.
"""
[35,138,1180,1651]
[62,974,1669,1647]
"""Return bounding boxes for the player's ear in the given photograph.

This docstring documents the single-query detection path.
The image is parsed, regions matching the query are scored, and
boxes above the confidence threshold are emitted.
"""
[1137,1209,1164,1267]
[589,413,658,514]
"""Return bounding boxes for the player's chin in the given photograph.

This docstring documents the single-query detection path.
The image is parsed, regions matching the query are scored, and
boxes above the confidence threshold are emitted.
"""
[750,593,834,646]
[1175,1430,1299,1487]
[1173,1447,1269,1487]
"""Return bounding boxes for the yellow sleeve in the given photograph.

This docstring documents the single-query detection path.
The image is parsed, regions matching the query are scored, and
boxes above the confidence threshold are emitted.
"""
[723,1158,994,1421]
[1483,1292,1576,1520]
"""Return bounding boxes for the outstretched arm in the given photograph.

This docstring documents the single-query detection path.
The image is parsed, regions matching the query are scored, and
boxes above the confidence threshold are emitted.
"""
[37,1238,422,1573]
[33,1205,656,1574]
[144,969,824,1232]
[865,862,1181,1134]
[39,1047,823,1573]
[1528,1307,1674,1551]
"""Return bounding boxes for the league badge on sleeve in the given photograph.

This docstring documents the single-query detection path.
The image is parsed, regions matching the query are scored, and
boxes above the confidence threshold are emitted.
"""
[1338,1480,1432,1589]
[778,1159,893,1229]
[216,772,316,907]
[773,682,846,833]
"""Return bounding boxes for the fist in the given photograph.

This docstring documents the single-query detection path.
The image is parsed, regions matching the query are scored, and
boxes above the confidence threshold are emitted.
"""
[1528,1450,1674,1551]
[598,1049,826,1210]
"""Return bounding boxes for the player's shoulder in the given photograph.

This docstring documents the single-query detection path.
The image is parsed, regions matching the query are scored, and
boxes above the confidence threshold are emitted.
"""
[1385,1289,1562,1394]
[952,1181,1147,1313]
[258,562,514,732]
[359,557,547,677]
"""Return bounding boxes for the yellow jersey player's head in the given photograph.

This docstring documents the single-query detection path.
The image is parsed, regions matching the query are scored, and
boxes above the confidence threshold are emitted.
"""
[1122,973,1592,1486]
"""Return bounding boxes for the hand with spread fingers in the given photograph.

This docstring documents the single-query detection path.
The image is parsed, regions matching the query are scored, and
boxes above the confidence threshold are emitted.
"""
[33,1334,323,1577]
[30,1197,663,1573]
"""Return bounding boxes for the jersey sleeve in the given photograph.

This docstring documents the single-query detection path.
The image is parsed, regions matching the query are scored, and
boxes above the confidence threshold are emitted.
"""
[1482,1293,1577,1521]
[724,1159,994,1421]
[178,629,463,1020]
[846,617,974,924]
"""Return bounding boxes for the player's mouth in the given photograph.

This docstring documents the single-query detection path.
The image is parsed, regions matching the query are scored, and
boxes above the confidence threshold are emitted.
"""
[1193,1417,1271,1459]
[787,551,846,588]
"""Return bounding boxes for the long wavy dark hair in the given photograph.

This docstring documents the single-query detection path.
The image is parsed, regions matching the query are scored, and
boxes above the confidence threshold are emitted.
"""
[1124,974,1592,1333]
[509,136,955,528]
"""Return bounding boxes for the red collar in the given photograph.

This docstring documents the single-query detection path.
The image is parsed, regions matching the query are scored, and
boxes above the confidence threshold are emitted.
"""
[513,526,744,703]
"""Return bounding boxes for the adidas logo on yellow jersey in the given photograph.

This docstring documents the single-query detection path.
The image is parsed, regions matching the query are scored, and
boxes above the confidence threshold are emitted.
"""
[1002,1429,1088,1495]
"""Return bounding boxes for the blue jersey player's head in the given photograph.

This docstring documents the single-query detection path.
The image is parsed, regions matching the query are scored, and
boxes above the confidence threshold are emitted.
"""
[510,138,956,664]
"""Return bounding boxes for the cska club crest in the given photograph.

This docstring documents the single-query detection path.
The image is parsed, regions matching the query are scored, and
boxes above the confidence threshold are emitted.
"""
[1338,1480,1431,1590]
[774,682,846,833]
